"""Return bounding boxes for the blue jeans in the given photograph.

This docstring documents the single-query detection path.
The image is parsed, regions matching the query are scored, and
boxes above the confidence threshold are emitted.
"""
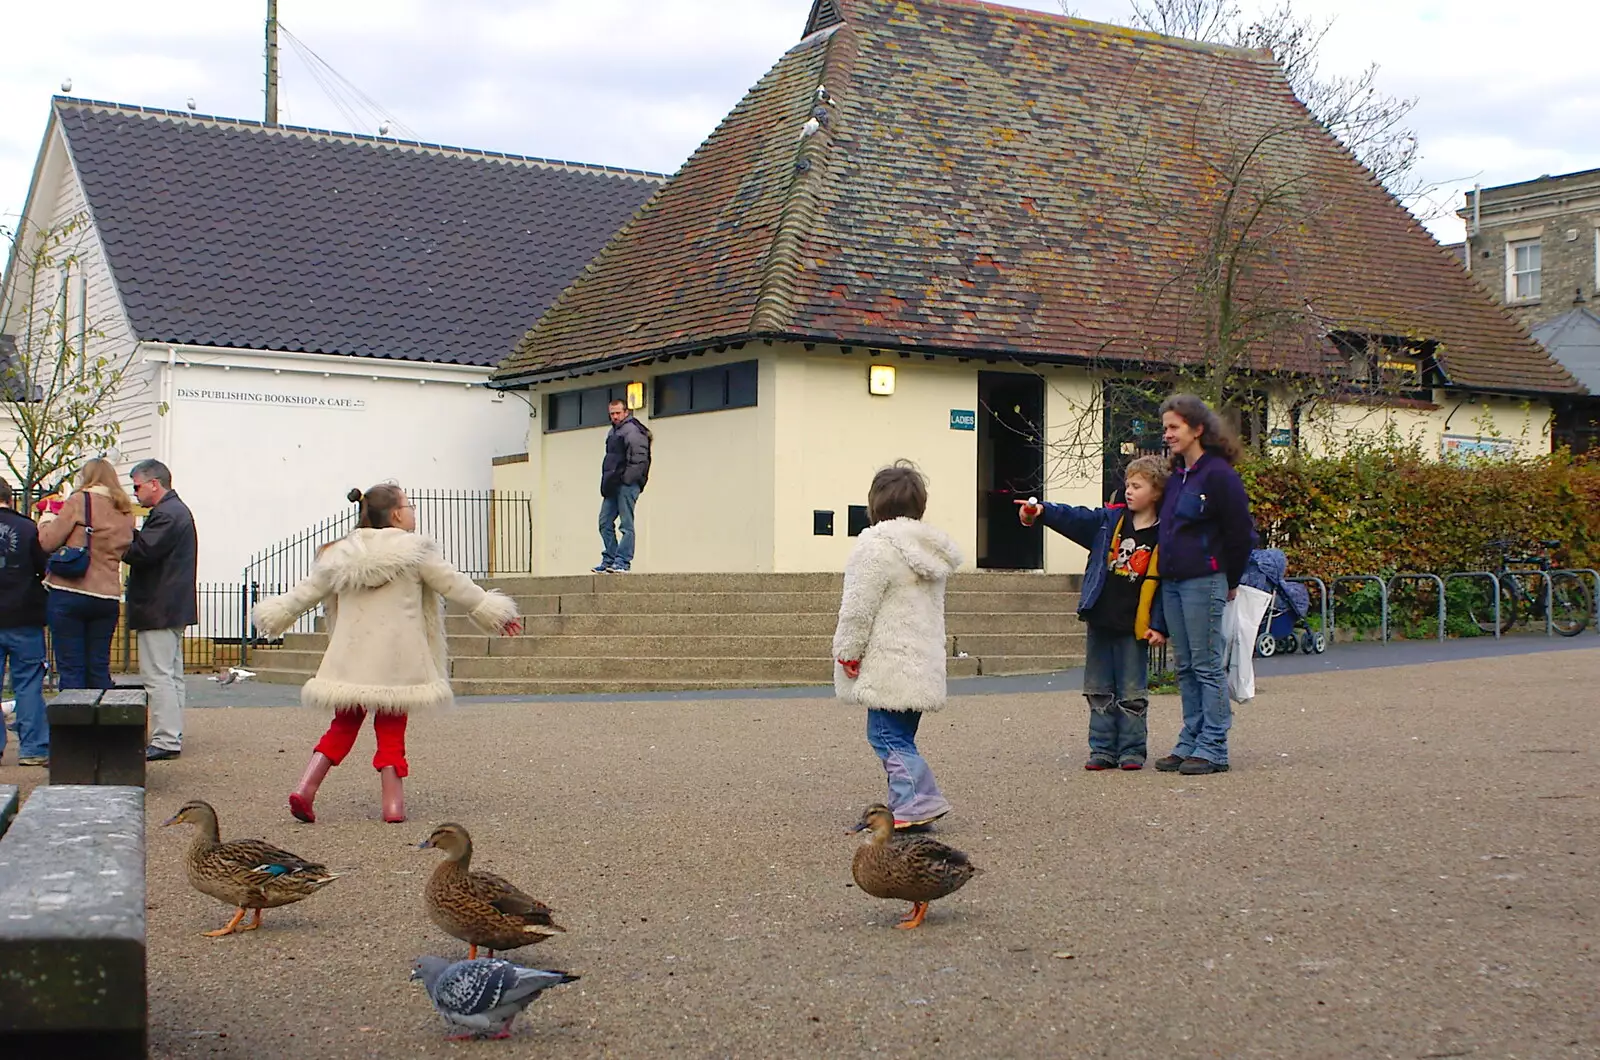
[866,709,951,822]
[47,590,120,691]
[598,484,641,570]
[1163,573,1230,764]
[1082,624,1149,765]
[0,626,48,759]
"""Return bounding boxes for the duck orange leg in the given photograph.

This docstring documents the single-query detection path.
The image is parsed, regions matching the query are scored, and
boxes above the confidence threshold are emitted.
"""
[895,902,930,929]
[203,908,250,937]
[239,909,264,931]
[468,944,479,960]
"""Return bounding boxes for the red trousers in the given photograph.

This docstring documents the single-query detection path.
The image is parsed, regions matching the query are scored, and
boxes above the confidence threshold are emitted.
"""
[314,708,409,777]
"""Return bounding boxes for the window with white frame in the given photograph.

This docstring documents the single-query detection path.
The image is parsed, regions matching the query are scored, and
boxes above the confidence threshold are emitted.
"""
[1508,238,1541,300]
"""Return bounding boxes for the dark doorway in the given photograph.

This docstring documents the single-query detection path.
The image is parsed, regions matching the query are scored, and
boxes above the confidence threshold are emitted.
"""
[977,371,1045,569]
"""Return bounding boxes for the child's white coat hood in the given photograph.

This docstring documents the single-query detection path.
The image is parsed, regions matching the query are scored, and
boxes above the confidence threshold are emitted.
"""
[861,517,963,580]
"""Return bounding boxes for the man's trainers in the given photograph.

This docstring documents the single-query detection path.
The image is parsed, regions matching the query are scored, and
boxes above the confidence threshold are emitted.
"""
[1177,756,1229,775]
[1154,754,1185,772]
[591,563,611,573]
[1084,757,1115,771]
[145,746,181,761]
[893,811,948,830]
[1119,760,1145,770]
[17,755,48,767]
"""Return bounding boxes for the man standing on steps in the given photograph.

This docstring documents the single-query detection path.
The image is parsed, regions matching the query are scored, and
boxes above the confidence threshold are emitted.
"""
[125,459,198,761]
[595,398,652,574]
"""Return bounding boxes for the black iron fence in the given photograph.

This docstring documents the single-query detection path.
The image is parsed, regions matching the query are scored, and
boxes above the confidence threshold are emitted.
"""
[235,489,534,661]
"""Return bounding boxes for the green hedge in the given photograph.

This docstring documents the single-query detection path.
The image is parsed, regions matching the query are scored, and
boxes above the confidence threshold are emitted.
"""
[1237,447,1600,578]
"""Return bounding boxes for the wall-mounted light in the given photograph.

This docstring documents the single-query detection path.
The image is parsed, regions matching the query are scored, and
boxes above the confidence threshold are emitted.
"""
[625,381,646,410]
[868,364,896,396]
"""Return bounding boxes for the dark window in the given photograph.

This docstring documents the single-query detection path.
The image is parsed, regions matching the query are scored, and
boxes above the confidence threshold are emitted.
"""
[1330,332,1431,398]
[544,383,626,432]
[814,510,834,536]
[653,360,758,418]
[847,505,870,537]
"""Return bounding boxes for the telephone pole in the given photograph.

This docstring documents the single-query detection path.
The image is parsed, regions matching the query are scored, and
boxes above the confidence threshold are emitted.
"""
[264,0,280,127]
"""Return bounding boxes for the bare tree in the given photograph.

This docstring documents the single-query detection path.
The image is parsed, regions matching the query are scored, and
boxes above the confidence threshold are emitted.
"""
[1128,0,1424,206]
[0,213,140,508]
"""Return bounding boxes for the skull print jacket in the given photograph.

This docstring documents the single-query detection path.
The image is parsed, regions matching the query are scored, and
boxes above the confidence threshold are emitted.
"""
[1036,502,1166,639]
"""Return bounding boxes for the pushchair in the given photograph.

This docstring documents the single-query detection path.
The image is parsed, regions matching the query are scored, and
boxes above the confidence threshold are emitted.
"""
[1242,549,1325,657]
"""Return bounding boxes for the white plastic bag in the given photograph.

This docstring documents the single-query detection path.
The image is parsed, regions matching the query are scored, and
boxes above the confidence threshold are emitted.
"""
[1223,585,1273,703]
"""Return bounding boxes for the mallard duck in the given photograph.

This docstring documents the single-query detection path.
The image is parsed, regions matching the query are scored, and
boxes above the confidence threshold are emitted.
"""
[420,823,565,958]
[850,803,983,929]
[163,799,341,936]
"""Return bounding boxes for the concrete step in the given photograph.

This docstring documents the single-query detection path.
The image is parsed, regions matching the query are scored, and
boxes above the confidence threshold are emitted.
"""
[542,590,1078,616]
[440,608,1080,637]
[972,654,1085,676]
[479,571,1082,595]
[950,632,1085,657]
[448,655,985,682]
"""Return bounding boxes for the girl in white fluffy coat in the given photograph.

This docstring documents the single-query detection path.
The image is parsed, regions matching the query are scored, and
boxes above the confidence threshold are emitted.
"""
[833,462,963,828]
[252,485,522,824]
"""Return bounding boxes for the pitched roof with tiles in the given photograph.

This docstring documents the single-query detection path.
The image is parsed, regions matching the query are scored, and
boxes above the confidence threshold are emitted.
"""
[493,0,1579,395]
[51,98,663,367]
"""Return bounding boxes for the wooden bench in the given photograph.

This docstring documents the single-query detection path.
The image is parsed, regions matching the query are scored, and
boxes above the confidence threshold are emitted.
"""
[0,784,147,1057]
[0,784,16,838]
[47,689,148,786]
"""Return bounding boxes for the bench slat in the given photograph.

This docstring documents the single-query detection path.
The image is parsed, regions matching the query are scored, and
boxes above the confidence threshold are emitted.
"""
[0,785,16,838]
[0,785,146,1055]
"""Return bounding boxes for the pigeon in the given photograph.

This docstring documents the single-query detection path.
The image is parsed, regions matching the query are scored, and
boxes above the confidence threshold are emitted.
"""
[214,667,256,686]
[410,956,579,1040]
[800,117,820,139]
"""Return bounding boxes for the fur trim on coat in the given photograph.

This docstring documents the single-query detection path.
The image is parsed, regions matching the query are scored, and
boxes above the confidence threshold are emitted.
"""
[832,517,963,712]
[252,528,519,715]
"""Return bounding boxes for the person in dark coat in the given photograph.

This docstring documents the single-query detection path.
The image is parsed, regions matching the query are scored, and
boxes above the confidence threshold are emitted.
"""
[594,399,652,573]
[0,479,50,766]
[125,459,198,761]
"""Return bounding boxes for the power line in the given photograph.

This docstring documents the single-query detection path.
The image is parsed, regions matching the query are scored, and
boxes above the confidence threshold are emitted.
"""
[278,23,419,139]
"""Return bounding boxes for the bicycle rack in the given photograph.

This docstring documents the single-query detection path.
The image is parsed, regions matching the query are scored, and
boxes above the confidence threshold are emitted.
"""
[1331,575,1388,644]
[1503,569,1555,636]
[1287,576,1330,646]
[1388,573,1446,642]
[1445,571,1502,639]
[1555,568,1600,635]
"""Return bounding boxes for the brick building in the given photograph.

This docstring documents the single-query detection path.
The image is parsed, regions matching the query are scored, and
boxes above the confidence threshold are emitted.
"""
[1459,168,1600,331]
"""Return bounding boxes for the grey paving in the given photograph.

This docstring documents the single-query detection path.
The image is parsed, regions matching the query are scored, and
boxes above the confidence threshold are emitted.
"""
[112,648,1599,1058]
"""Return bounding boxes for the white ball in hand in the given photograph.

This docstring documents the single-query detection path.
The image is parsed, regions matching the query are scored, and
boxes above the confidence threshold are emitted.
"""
[1027,497,1038,506]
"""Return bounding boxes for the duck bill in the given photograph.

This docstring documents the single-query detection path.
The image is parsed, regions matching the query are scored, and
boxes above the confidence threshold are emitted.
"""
[416,839,434,849]
[161,814,182,827]
[849,822,868,833]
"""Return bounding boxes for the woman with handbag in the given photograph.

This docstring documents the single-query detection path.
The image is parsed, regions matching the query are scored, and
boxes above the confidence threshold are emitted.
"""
[39,459,136,689]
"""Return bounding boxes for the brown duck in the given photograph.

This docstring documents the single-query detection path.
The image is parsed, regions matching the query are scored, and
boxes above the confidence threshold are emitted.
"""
[420,823,565,958]
[164,799,340,937]
[850,803,983,929]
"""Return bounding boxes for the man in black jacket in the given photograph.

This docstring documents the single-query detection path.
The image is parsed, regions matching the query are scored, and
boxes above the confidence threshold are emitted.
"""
[126,459,198,761]
[595,399,652,573]
[0,479,49,766]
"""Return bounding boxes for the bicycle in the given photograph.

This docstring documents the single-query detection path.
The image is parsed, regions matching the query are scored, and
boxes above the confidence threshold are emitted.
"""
[1467,539,1592,637]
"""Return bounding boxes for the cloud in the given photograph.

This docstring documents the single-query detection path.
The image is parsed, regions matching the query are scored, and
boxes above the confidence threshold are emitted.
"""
[4,0,1598,247]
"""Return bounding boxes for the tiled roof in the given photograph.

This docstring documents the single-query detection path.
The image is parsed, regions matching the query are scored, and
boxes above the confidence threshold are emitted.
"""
[494,0,1579,395]
[54,99,663,367]
[1532,307,1600,395]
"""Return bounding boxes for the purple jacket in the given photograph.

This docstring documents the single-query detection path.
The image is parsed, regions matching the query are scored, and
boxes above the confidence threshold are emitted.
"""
[1157,453,1255,588]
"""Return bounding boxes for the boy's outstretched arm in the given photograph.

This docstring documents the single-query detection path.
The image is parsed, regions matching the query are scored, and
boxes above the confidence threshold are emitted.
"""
[1035,502,1105,551]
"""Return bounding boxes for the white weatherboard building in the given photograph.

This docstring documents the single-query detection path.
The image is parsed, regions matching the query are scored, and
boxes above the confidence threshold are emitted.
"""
[0,97,663,582]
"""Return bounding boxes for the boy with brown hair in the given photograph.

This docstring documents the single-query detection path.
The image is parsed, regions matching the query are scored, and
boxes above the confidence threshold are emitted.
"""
[1017,455,1169,769]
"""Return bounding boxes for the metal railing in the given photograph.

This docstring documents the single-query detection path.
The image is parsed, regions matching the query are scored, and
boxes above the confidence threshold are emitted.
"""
[237,489,534,662]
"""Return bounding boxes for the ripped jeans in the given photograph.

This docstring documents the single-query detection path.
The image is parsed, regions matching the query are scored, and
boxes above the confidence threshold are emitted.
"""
[1082,624,1150,765]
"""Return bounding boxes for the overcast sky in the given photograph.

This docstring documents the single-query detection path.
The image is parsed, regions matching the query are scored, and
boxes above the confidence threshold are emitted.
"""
[2,0,1597,247]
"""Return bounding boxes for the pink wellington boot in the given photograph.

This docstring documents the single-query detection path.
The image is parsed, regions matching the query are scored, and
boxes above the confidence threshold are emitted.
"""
[380,765,407,823]
[289,752,335,823]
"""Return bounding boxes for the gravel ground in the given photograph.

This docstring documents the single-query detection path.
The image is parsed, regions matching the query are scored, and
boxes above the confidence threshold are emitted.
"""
[7,649,1597,1058]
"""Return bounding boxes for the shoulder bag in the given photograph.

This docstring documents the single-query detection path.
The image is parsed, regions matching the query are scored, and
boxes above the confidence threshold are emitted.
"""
[46,492,94,578]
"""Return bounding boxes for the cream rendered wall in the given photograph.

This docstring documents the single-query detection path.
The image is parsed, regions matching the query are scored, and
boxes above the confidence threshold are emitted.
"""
[1295,392,1553,459]
[769,347,979,571]
[1040,370,1104,577]
[527,350,775,575]
[164,351,526,583]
